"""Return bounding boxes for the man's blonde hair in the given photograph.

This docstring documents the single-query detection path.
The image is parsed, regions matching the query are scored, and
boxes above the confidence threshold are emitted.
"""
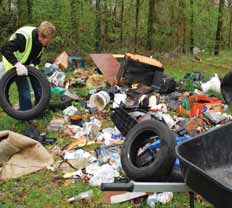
[38,21,56,39]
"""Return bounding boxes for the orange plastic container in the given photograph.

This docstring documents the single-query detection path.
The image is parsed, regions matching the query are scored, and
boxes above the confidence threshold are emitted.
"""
[177,95,223,117]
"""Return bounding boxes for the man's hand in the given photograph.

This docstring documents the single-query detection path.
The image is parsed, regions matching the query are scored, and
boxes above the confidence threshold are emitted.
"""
[15,62,28,76]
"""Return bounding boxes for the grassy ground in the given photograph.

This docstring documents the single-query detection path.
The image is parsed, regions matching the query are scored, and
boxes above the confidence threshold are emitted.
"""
[1,51,232,208]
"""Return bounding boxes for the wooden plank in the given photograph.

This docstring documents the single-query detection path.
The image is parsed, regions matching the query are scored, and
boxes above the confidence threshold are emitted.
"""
[110,192,147,203]
[126,53,163,69]
[112,54,125,59]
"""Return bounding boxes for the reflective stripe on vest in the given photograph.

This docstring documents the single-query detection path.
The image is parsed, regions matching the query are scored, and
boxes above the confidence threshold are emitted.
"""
[2,26,35,71]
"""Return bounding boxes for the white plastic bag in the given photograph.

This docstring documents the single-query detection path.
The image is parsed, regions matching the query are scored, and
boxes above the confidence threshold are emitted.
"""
[201,74,221,94]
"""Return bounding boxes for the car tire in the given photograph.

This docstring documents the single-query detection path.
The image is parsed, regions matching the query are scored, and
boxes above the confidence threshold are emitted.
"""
[0,66,50,120]
[121,119,176,181]
[221,71,232,104]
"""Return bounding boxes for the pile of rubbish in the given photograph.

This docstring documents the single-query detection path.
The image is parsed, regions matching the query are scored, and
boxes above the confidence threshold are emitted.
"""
[1,52,232,206]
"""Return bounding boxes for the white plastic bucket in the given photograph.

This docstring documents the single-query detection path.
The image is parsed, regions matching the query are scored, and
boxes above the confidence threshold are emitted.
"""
[89,91,110,111]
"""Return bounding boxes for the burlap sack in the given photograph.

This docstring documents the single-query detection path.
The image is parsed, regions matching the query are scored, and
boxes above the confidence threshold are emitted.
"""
[0,131,53,180]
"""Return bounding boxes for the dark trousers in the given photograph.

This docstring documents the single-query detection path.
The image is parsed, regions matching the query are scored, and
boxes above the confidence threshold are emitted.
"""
[15,76,41,111]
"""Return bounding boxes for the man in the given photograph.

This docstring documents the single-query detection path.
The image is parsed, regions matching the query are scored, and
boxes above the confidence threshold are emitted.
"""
[0,21,56,110]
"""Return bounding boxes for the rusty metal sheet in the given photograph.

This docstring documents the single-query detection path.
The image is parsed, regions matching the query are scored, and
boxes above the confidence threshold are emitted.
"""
[90,54,121,86]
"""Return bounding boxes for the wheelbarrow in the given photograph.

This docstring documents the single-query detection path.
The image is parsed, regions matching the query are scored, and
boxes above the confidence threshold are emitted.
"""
[101,122,232,208]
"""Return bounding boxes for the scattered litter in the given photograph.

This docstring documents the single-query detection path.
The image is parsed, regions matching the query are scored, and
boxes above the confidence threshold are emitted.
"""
[89,164,120,186]
[47,115,67,131]
[48,70,66,87]
[113,93,127,108]
[157,192,173,204]
[64,149,91,160]
[162,113,175,129]
[147,193,157,208]
[86,74,106,89]
[68,190,93,203]
[203,112,227,124]
[63,106,78,116]
[201,74,221,94]
[64,90,80,100]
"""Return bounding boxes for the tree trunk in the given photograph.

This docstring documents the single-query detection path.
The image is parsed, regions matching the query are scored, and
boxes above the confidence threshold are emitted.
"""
[16,0,21,27]
[70,0,80,48]
[214,0,225,55]
[183,18,186,54]
[177,0,186,54]
[95,0,101,52]
[134,0,140,52]
[120,0,124,47]
[8,0,11,12]
[190,0,194,54]
[146,0,155,50]
[102,0,108,50]
[228,6,232,48]
[26,0,32,23]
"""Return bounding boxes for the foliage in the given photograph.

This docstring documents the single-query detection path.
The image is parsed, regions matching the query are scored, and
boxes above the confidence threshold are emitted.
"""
[0,0,231,56]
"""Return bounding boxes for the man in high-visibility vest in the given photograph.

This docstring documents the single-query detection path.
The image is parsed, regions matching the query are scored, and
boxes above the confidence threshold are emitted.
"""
[0,21,56,111]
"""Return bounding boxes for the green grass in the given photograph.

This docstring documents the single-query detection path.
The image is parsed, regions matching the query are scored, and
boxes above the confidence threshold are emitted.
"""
[162,50,232,80]
[1,51,232,208]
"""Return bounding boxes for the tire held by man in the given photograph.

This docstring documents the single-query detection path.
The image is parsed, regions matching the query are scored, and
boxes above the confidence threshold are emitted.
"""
[0,66,50,120]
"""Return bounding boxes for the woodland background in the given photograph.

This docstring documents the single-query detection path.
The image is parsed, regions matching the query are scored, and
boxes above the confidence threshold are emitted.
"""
[0,0,230,57]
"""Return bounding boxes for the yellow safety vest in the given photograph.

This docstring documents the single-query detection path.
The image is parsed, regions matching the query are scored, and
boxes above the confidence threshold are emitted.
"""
[2,26,43,71]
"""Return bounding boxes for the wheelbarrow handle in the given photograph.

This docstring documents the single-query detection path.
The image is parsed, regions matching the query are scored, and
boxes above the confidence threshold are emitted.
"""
[101,182,134,192]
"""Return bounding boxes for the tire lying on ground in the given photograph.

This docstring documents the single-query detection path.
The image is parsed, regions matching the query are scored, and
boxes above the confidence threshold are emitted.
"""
[0,66,50,120]
[221,71,232,104]
[49,94,73,110]
[121,119,176,182]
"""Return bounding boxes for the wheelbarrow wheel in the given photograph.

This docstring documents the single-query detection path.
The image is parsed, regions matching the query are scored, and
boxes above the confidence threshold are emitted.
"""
[121,119,176,182]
